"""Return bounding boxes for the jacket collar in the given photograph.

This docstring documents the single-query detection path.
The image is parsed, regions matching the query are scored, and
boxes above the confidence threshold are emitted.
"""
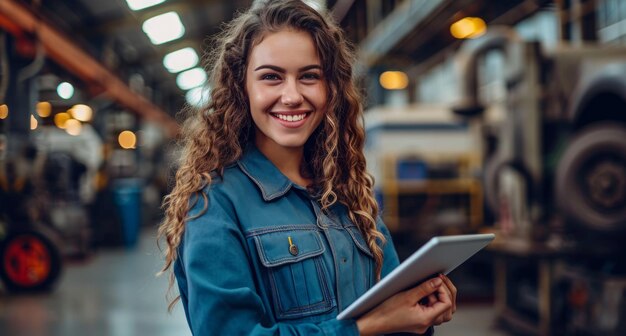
[237,145,295,201]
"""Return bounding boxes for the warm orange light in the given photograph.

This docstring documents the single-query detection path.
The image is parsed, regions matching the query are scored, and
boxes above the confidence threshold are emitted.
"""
[54,112,71,129]
[65,119,82,136]
[36,102,52,117]
[379,71,409,90]
[450,17,486,39]
[70,104,93,122]
[0,104,8,119]
[118,130,137,149]
[30,115,38,130]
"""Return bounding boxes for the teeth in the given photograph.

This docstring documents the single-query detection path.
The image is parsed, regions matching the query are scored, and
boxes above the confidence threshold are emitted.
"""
[275,113,306,122]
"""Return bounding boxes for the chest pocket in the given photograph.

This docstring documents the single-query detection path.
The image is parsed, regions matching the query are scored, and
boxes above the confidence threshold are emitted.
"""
[251,226,335,320]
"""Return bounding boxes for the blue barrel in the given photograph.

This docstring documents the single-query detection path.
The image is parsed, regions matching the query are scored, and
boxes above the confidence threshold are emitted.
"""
[112,178,143,248]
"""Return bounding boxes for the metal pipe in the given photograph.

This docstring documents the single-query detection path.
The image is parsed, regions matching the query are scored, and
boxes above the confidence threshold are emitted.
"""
[452,26,522,117]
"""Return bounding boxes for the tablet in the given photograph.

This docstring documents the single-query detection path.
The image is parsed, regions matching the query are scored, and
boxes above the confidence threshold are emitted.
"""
[336,233,495,320]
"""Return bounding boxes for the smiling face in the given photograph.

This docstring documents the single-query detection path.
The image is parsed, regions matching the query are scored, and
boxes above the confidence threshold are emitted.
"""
[245,29,327,154]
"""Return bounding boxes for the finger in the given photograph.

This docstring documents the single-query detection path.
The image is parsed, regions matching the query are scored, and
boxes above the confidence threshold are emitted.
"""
[441,274,457,307]
[427,294,438,306]
[436,280,454,319]
[421,288,452,319]
[410,277,443,302]
[436,279,454,318]
[439,274,457,313]
[432,314,445,326]
[436,280,451,305]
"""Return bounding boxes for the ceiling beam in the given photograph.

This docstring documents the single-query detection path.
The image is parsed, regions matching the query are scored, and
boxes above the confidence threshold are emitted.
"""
[357,0,448,69]
[331,0,356,23]
[0,0,179,137]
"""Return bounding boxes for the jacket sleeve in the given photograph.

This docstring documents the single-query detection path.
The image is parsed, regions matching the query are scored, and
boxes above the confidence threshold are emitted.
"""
[175,188,360,336]
[377,217,401,279]
[376,218,435,336]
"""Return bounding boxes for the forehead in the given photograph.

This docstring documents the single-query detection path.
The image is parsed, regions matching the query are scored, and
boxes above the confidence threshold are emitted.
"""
[247,29,321,67]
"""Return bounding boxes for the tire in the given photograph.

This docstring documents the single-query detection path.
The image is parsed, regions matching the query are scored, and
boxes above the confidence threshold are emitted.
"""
[555,123,626,233]
[484,155,533,217]
[483,155,504,216]
[0,229,63,292]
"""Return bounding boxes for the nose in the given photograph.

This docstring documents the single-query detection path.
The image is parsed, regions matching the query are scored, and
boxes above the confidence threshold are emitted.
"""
[281,79,304,106]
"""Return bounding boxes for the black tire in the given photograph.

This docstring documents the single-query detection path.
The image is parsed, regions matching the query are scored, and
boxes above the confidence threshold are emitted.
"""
[555,123,626,233]
[0,229,63,292]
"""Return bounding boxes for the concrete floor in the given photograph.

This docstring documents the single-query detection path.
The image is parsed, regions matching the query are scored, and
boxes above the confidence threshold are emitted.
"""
[0,228,511,336]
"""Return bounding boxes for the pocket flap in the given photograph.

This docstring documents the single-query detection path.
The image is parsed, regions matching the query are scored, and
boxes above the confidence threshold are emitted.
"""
[253,228,325,267]
[345,225,374,258]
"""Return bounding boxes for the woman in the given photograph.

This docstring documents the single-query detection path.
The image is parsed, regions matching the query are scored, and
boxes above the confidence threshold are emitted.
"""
[159,1,456,334]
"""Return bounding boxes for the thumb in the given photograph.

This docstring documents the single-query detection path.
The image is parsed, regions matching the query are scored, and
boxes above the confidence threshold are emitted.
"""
[409,277,443,302]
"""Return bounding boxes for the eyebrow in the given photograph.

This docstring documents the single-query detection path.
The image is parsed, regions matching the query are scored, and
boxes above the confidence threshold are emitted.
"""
[254,64,322,72]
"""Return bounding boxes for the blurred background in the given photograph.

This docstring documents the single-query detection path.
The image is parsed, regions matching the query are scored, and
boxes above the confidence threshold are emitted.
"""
[1,0,626,335]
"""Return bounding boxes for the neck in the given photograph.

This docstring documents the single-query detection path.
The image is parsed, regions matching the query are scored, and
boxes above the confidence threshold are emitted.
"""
[255,140,310,187]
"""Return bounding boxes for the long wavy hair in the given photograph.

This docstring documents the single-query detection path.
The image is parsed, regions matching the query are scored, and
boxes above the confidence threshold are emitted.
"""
[159,0,385,309]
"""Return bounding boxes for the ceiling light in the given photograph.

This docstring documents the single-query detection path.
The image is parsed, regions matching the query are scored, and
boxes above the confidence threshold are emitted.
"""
[30,115,38,130]
[142,12,185,45]
[0,104,8,119]
[125,0,166,11]
[379,71,409,90]
[163,47,199,73]
[302,0,326,12]
[119,130,137,149]
[70,104,93,122]
[54,112,71,129]
[185,86,211,107]
[65,119,82,136]
[57,82,74,99]
[37,102,52,117]
[450,17,487,39]
[176,67,207,91]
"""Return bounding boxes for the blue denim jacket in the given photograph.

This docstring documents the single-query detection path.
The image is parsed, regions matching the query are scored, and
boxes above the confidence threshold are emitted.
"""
[174,145,404,335]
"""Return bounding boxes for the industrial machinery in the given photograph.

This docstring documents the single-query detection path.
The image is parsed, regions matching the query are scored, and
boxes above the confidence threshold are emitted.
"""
[453,27,626,335]
[0,148,64,292]
[363,105,483,239]
[454,26,626,247]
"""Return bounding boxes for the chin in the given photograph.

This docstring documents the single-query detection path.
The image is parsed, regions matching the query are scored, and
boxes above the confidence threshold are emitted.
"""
[276,140,308,148]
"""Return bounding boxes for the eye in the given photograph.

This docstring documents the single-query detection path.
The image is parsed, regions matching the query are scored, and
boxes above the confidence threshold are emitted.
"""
[301,72,321,81]
[260,73,281,81]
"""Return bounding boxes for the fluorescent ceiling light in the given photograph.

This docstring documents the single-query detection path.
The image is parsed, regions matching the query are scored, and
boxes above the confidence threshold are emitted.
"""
[163,47,199,73]
[302,0,326,12]
[176,67,207,91]
[125,0,166,11]
[185,86,211,107]
[142,12,185,45]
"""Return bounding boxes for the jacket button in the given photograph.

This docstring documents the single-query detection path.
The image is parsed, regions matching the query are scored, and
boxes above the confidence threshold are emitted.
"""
[289,244,299,256]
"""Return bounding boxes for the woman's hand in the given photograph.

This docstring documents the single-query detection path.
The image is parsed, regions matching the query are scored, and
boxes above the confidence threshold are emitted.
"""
[356,275,457,335]
[438,274,457,322]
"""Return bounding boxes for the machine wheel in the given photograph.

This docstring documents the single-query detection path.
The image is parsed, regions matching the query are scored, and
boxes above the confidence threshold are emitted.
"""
[555,123,626,232]
[0,229,62,292]
[483,154,505,216]
[484,155,533,217]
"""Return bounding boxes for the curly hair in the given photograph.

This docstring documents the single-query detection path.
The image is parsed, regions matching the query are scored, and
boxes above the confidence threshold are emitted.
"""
[158,0,385,310]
